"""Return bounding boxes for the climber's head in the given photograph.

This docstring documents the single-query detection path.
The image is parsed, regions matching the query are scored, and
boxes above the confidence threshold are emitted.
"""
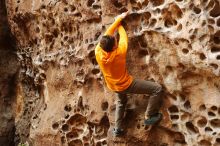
[100,35,117,52]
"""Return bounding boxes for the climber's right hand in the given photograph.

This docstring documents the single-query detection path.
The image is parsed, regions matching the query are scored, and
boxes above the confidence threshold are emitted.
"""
[115,11,130,20]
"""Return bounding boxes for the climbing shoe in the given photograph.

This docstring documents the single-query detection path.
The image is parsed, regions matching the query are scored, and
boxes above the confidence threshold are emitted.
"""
[112,128,125,137]
[144,113,163,126]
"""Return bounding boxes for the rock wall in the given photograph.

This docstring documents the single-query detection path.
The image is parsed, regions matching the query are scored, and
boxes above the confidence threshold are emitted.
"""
[0,0,19,145]
[3,0,220,145]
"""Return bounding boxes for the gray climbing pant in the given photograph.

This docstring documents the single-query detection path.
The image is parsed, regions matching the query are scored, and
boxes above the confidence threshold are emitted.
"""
[115,79,163,129]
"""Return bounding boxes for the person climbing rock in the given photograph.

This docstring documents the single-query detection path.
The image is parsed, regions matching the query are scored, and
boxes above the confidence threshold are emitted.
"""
[95,11,164,137]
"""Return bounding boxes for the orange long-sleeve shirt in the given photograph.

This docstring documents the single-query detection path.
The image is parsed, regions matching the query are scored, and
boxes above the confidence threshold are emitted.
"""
[95,18,133,92]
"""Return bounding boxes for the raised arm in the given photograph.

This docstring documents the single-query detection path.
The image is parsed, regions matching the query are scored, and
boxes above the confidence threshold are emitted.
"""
[104,11,130,36]
[104,17,122,36]
[118,25,128,52]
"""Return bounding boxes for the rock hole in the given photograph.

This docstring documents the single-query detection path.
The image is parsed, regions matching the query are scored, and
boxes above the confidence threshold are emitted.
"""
[88,50,95,59]
[77,96,84,108]
[178,63,185,70]
[137,124,140,129]
[112,0,123,8]
[174,132,186,144]
[216,138,220,143]
[211,106,217,111]
[83,136,89,142]
[62,124,69,132]
[199,53,206,60]
[199,34,208,42]
[210,1,220,17]
[61,136,66,143]
[155,8,161,14]
[15,7,18,12]
[127,13,141,23]
[130,0,137,4]
[92,58,98,65]
[101,101,108,111]
[185,121,199,133]
[177,24,182,31]
[102,140,107,145]
[208,111,216,117]
[52,28,59,38]
[138,49,149,57]
[66,131,79,139]
[70,5,76,12]
[75,13,82,17]
[168,105,179,113]
[217,18,220,26]
[193,6,201,14]
[85,39,88,44]
[205,127,213,132]
[182,48,189,54]
[150,0,164,6]
[69,139,83,146]
[149,18,157,27]
[208,18,215,24]
[84,143,90,146]
[92,5,101,9]
[199,139,211,146]
[77,108,81,112]
[64,104,72,112]
[206,0,215,11]
[211,47,220,53]
[184,100,191,109]
[210,63,218,70]
[213,31,220,44]
[202,20,206,26]
[190,35,196,40]
[91,68,100,74]
[94,32,101,40]
[142,12,151,20]
[119,7,128,13]
[208,25,214,33]
[88,44,94,50]
[96,142,102,146]
[67,114,86,126]
[174,40,179,45]
[210,119,220,128]
[181,113,189,121]
[64,36,68,41]
[52,122,59,130]
[170,115,179,120]
[64,7,68,12]
[138,35,148,48]
[197,116,207,127]
[35,27,40,33]
[65,114,70,119]
[164,20,172,28]
[41,4,46,9]
[87,0,95,7]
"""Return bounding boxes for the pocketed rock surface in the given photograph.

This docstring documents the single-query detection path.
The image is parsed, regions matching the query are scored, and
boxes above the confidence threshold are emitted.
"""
[2,0,220,145]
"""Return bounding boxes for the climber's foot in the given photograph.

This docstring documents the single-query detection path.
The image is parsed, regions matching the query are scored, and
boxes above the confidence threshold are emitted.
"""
[144,113,163,126]
[112,128,125,137]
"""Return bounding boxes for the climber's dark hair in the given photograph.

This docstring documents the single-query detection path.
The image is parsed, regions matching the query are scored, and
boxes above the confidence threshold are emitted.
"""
[100,35,115,52]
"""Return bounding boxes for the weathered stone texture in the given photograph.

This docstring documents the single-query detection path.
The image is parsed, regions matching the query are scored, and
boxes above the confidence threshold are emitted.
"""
[2,0,220,145]
[0,0,19,145]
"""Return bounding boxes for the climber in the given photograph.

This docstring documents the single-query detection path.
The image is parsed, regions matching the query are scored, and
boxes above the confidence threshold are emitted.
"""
[95,11,163,137]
